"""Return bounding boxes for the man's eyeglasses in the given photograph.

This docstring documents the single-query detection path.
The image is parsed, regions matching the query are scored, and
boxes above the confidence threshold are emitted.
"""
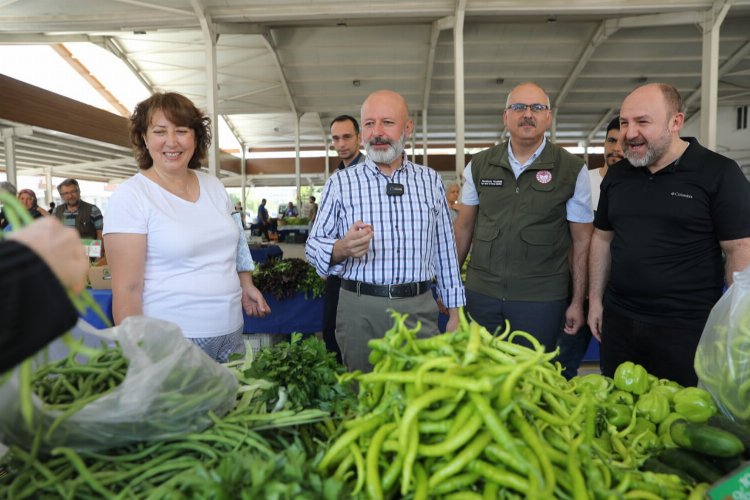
[506,103,550,113]
[59,190,79,197]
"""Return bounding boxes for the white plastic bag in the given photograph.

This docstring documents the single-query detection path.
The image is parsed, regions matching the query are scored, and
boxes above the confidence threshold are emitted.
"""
[695,265,750,424]
[0,316,238,451]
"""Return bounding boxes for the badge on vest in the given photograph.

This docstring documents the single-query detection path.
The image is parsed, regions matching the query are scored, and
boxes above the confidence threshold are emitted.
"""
[479,179,504,187]
[535,170,552,184]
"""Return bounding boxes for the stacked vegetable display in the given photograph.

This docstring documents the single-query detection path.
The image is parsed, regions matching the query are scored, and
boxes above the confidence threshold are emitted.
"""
[2,305,748,498]
[319,311,746,499]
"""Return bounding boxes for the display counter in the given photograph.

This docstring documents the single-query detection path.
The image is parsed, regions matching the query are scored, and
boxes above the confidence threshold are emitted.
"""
[84,289,323,335]
[249,244,283,263]
[277,225,308,243]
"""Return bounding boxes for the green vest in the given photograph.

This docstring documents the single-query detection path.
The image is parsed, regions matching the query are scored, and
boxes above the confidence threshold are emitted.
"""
[54,200,97,240]
[467,141,583,301]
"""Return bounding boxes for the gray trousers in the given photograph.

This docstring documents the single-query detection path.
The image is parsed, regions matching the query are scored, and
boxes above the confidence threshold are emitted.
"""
[336,288,439,373]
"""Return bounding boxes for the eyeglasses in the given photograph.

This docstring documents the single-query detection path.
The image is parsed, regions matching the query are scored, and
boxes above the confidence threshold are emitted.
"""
[506,103,550,113]
[59,190,79,197]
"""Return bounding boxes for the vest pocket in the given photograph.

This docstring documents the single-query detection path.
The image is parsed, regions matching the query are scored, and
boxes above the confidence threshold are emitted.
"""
[520,227,560,273]
[470,225,502,272]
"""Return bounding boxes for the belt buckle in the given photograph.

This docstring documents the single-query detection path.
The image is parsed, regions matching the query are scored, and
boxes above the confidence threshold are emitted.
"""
[356,281,362,297]
[388,284,394,300]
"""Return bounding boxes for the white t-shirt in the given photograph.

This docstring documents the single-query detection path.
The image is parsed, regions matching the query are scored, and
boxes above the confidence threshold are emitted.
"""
[104,171,242,338]
[589,168,605,212]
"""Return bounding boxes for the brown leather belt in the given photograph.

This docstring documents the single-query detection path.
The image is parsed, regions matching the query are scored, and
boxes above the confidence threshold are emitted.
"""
[341,279,431,299]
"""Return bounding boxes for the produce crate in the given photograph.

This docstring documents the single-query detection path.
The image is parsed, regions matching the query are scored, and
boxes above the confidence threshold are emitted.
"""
[244,333,282,355]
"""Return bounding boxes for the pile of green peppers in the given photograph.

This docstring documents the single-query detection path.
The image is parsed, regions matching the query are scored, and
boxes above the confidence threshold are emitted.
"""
[572,361,718,465]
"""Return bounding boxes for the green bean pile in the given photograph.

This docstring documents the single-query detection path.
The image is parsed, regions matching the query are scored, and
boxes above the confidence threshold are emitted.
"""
[319,311,701,499]
[0,360,339,499]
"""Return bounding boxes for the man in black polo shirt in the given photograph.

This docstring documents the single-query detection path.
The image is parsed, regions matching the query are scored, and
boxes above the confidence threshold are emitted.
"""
[589,83,750,386]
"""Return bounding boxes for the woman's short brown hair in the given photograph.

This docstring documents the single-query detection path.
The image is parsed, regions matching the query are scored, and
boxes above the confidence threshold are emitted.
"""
[128,92,212,170]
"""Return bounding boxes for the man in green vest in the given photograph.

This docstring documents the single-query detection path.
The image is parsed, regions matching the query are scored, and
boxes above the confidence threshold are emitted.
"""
[54,178,105,263]
[454,82,594,351]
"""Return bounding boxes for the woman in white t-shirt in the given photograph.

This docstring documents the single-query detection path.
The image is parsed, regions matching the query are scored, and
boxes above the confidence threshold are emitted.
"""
[104,92,270,362]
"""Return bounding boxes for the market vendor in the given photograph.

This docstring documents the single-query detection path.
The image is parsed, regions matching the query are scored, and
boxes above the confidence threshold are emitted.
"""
[0,217,88,372]
[306,90,465,373]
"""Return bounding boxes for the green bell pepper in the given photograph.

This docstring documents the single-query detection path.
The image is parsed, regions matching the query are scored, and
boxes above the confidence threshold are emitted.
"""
[626,429,662,456]
[635,391,671,424]
[605,403,632,428]
[607,390,635,406]
[632,417,657,435]
[648,384,680,405]
[574,373,613,401]
[673,387,717,423]
[614,361,650,395]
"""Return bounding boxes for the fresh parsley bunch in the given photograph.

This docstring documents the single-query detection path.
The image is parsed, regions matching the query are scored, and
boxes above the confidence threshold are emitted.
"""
[244,333,356,416]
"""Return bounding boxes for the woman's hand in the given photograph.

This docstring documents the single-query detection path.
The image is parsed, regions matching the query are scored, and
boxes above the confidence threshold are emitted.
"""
[239,273,271,317]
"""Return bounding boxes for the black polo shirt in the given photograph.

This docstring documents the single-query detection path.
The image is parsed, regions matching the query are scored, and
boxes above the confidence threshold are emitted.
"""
[594,137,750,328]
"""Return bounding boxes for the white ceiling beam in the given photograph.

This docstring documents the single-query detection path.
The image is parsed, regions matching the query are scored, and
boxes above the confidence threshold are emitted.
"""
[51,43,131,118]
[0,34,106,44]
[685,39,750,109]
[214,22,266,35]
[553,20,619,111]
[422,16,454,166]
[110,0,193,17]
[190,0,220,176]
[613,10,705,28]
[585,107,617,143]
[101,36,154,93]
[261,31,298,116]
[20,157,135,176]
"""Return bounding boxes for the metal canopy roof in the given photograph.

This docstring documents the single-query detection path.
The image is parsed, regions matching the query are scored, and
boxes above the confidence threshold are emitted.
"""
[1,0,750,184]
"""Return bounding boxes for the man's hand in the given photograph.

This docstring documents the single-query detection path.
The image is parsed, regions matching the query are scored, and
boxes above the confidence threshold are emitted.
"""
[445,308,459,333]
[331,221,373,264]
[563,301,584,335]
[587,300,604,342]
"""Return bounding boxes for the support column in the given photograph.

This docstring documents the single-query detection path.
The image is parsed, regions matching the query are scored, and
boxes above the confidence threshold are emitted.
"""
[2,131,17,187]
[453,0,466,179]
[700,1,730,150]
[295,113,301,207]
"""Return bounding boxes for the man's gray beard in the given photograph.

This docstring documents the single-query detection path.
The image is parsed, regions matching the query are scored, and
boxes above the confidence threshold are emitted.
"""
[366,133,406,165]
[624,148,651,168]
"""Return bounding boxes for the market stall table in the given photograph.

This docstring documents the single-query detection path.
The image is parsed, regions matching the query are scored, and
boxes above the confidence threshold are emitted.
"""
[249,244,283,263]
[276,225,308,243]
[83,289,323,335]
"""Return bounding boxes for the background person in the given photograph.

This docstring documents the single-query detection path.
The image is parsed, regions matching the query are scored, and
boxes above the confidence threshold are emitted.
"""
[54,178,104,242]
[18,188,49,219]
[557,116,623,379]
[282,201,298,218]
[589,83,750,386]
[104,92,270,363]
[330,114,365,170]
[321,115,366,364]
[445,182,460,224]
[307,90,465,373]
[454,81,594,352]
[1,217,88,373]
[307,196,318,224]
[257,198,271,241]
